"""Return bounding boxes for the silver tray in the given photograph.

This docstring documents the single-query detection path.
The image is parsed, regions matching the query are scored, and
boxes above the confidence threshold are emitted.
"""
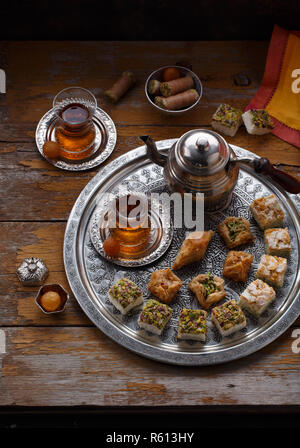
[64,139,300,365]
[35,107,117,171]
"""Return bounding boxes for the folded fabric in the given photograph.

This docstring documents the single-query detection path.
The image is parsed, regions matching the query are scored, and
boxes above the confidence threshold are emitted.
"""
[245,25,300,148]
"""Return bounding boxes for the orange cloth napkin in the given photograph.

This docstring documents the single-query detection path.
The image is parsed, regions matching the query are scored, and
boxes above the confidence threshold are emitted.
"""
[246,25,300,148]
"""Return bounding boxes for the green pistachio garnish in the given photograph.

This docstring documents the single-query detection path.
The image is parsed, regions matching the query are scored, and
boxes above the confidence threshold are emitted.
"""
[178,308,207,335]
[250,109,274,129]
[226,219,246,241]
[213,300,245,331]
[202,273,218,297]
[109,278,142,308]
[140,299,172,329]
[212,104,242,127]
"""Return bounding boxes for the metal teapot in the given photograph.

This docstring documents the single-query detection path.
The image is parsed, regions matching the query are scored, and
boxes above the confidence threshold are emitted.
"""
[140,130,300,212]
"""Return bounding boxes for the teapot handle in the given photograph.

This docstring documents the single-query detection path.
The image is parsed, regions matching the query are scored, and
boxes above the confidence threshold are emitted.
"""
[253,158,300,194]
[140,136,168,167]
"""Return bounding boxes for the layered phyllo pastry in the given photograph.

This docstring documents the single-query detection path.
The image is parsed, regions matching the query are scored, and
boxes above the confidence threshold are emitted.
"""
[239,279,276,316]
[172,230,214,270]
[218,216,254,248]
[138,299,172,335]
[189,273,226,309]
[223,251,253,283]
[242,109,274,135]
[108,278,143,315]
[264,227,291,257]
[250,194,284,229]
[256,254,287,288]
[177,308,207,342]
[211,103,243,137]
[148,268,182,304]
[211,299,246,337]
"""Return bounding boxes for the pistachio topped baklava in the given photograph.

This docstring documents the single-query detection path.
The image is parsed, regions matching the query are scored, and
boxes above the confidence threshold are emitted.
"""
[177,308,207,342]
[218,216,254,248]
[138,299,173,335]
[211,300,246,337]
[189,273,226,309]
[108,278,143,315]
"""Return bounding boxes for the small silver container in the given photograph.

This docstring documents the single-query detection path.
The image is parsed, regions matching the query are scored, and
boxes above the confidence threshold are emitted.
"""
[145,65,203,115]
[17,257,49,286]
[35,283,69,314]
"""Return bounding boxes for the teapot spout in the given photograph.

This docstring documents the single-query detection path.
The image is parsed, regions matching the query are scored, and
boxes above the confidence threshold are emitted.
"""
[140,135,167,167]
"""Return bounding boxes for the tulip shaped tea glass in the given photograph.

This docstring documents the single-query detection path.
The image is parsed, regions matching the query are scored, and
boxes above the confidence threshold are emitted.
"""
[108,192,152,256]
[53,87,97,161]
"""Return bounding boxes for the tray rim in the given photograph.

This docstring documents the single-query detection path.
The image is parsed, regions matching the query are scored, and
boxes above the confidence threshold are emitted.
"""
[63,139,300,365]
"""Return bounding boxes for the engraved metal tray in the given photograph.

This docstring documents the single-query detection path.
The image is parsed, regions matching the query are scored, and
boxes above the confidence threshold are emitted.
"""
[36,107,117,171]
[64,139,300,365]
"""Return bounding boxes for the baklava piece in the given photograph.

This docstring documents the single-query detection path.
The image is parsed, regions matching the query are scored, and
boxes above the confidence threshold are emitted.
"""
[256,254,287,288]
[177,309,207,342]
[148,268,182,304]
[223,251,253,282]
[108,278,143,315]
[239,279,276,317]
[218,216,254,248]
[250,194,284,230]
[189,273,226,309]
[211,300,246,337]
[264,228,291,257]
[242,109,274,135]
[138,299,173,335]
[172,230,214,270]
[211,103,243,137]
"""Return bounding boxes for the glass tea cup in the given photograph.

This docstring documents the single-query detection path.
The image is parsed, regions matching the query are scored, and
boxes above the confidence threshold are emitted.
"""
[107,191,152,255]
[53,87,97,161]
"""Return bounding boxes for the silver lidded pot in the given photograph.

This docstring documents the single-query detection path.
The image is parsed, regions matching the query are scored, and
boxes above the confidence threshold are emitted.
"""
[140,130,300,212]
[17,257,49,286]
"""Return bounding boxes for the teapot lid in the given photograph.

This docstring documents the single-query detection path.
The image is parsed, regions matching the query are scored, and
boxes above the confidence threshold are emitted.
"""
[176,129,230,175]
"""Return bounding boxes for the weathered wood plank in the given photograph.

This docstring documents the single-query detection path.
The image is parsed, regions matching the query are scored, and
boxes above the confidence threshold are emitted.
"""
[3,41,267,128]
[0,222,91,326]
[3,41,268,116]
[0,223,65,276]
[0,326,299,406]
[0,274,90,327]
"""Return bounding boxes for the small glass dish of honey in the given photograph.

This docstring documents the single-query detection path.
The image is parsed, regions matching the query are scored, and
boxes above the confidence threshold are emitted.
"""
[53,87,97,161]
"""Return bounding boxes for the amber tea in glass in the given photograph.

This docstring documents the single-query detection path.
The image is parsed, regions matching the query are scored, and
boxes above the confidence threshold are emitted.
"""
[108,193,151,254]
[53,87,97,161]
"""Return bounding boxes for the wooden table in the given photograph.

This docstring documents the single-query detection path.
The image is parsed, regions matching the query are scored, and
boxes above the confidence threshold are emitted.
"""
[0,41,299,411]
